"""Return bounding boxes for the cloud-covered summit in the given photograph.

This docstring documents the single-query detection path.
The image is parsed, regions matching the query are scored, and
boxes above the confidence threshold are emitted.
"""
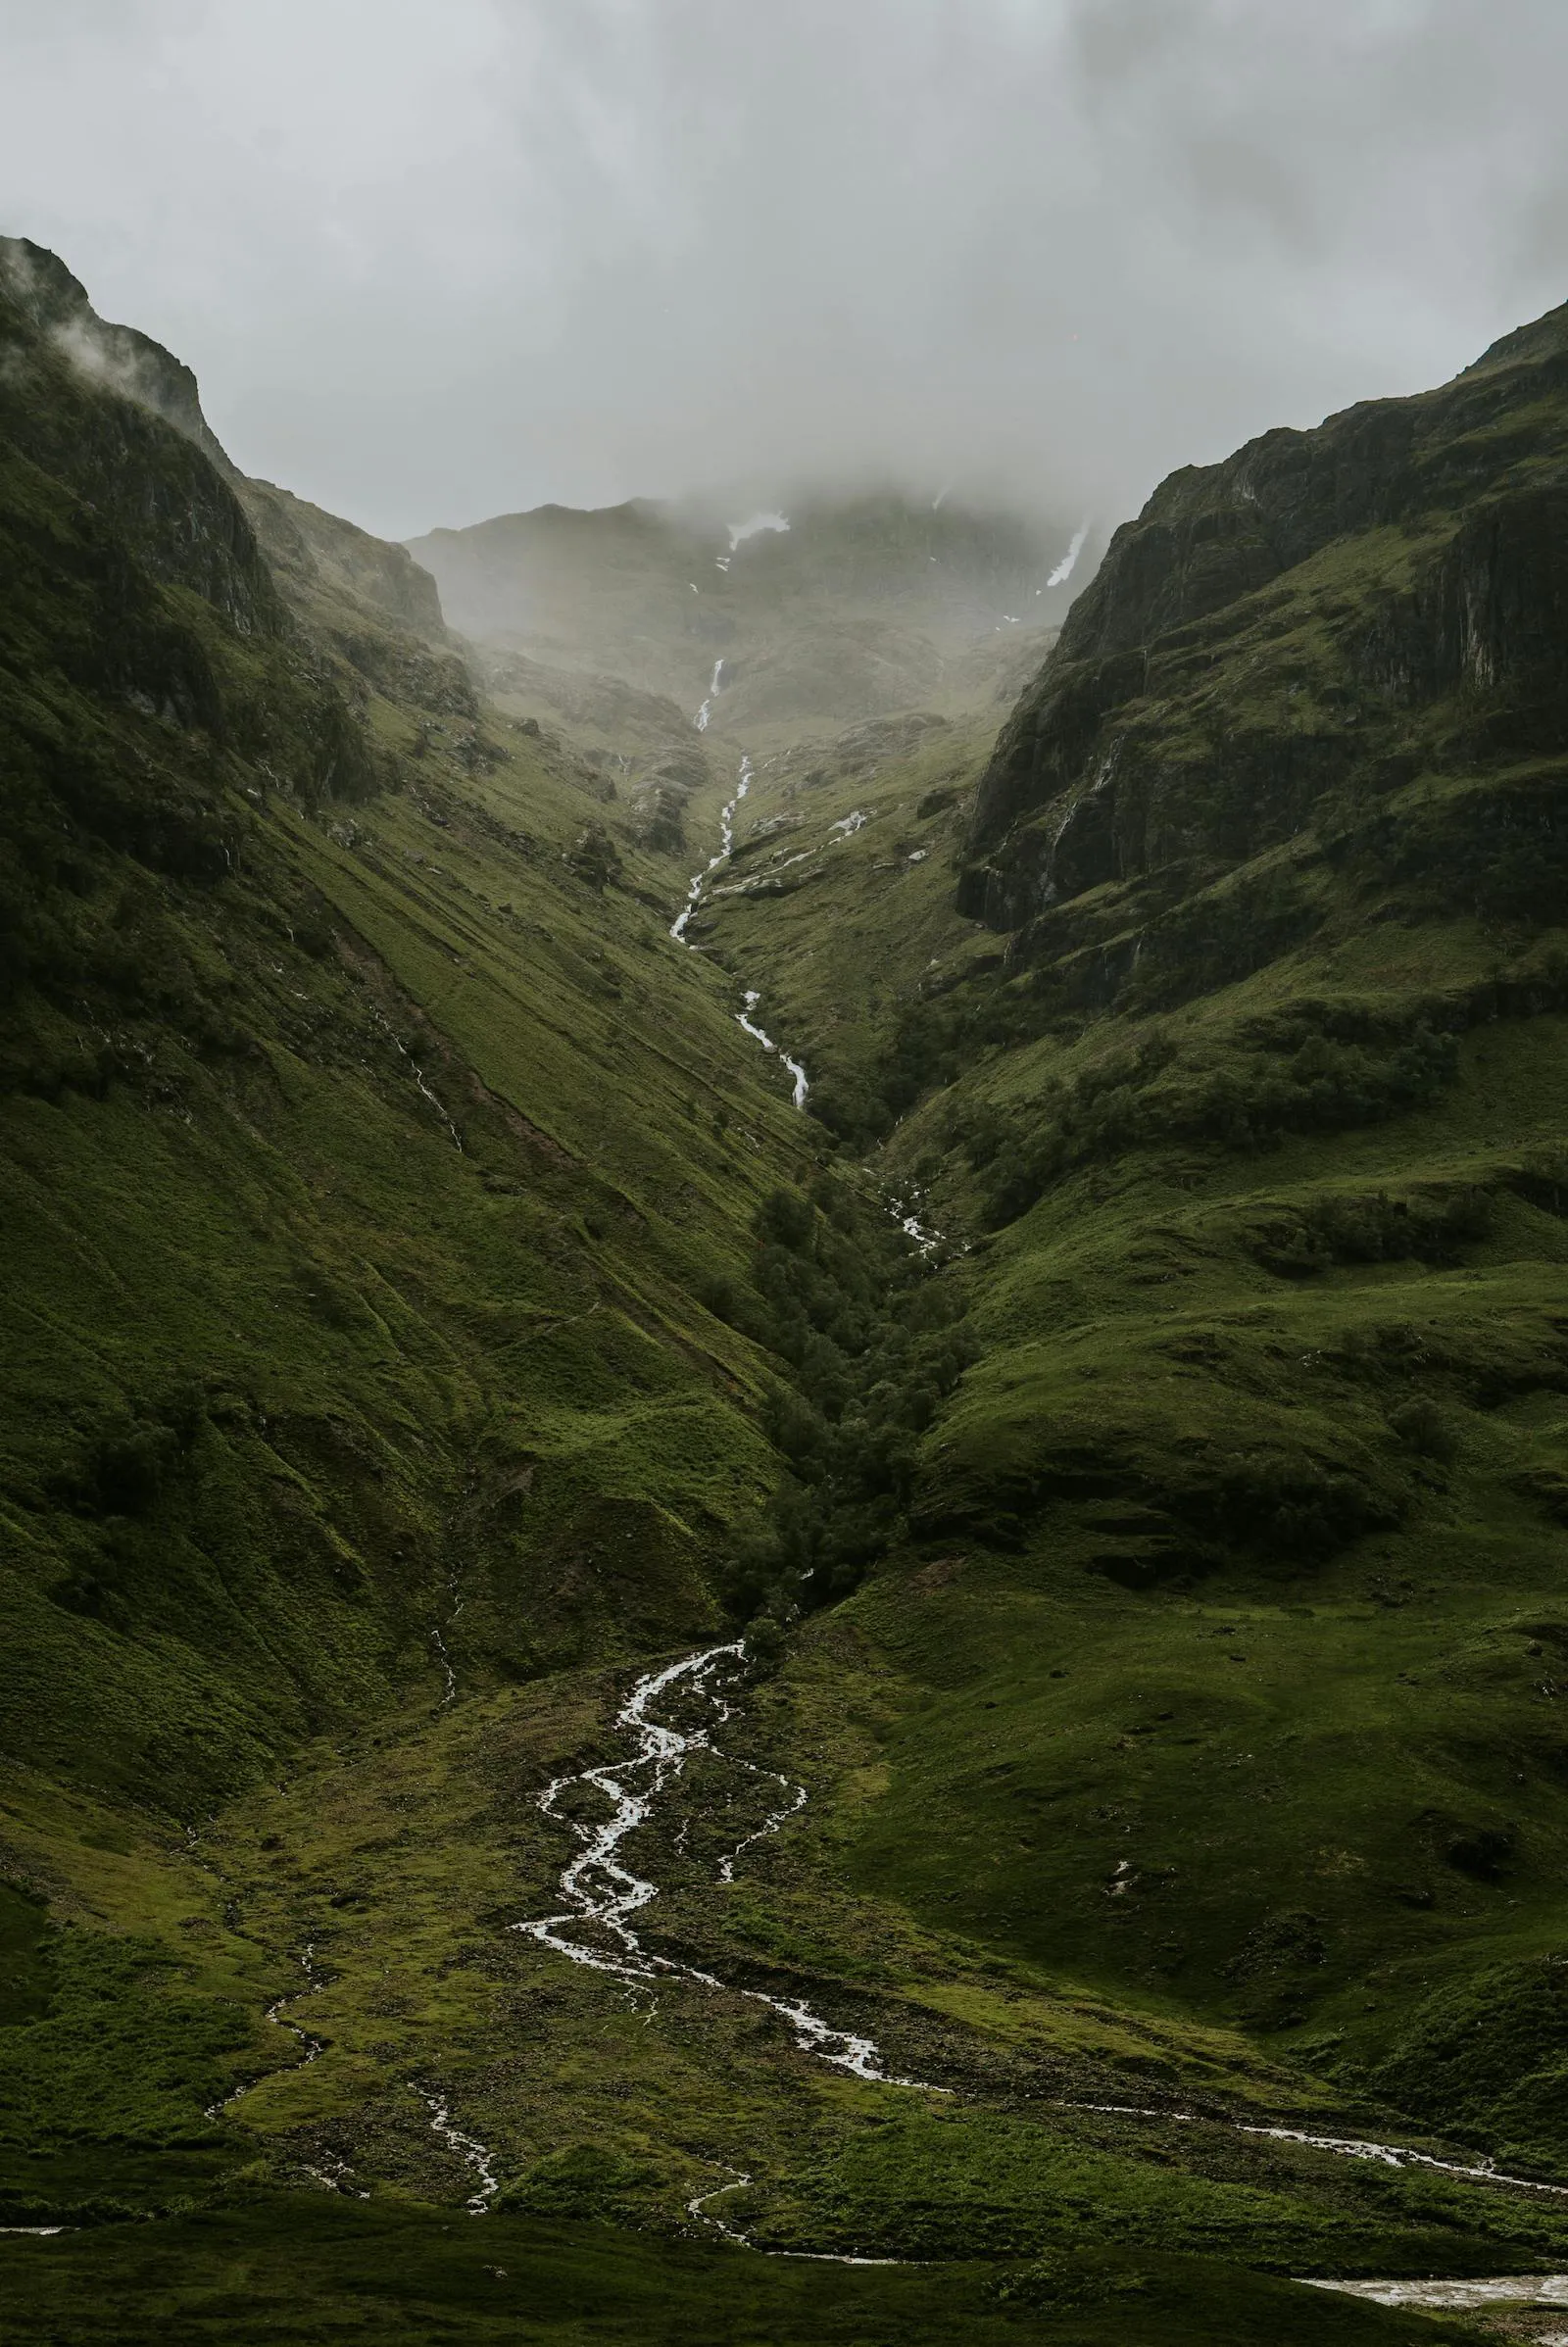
[2,0,1565,539]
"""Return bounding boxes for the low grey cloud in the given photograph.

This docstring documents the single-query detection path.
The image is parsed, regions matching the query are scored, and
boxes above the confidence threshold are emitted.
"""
[0,0,1563,539]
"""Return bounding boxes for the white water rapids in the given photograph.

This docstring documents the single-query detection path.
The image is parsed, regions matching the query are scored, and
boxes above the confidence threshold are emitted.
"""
[668,756,750,945]
[514,1641,927,2093]
[669,753,810,1108]
[737,991,809,1108]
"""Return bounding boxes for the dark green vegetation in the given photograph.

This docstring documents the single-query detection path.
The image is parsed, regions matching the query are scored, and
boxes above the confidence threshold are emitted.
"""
[0,2197,1484,2347]
[0,234,814,1816]
[714,1178,976,1615]
[717,298,1568,2176]
[9,235,1568,2342]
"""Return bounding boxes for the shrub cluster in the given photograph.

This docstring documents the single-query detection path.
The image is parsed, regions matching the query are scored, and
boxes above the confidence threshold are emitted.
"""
[958,1017,1459,1228]
[705,1180,972,1621]
[1251,1184,1493,1277]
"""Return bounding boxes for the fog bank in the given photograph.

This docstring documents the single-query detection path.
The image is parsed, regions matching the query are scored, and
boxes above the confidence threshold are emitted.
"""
[2,0,1566,538]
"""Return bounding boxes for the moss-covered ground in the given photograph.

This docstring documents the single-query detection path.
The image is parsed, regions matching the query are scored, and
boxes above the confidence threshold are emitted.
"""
[0,2197,1491,2347]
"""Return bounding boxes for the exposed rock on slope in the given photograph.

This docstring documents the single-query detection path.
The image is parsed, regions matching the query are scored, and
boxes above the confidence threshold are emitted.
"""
[0,233,235,476]
[962,301,1568,938]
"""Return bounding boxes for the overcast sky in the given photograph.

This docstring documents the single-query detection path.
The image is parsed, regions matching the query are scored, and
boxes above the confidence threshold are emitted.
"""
[1,0,1565,541]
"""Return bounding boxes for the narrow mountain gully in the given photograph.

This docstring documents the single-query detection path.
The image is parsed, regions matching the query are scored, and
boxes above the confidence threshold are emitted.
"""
[694,658,724,732]
[669,677,811,1106]
[202,1941,369,2200]
[206,1943,327,2122]
[670,709,943,1238]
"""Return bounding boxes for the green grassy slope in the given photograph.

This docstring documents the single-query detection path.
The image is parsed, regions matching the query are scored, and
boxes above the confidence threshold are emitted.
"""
[0,261,815,1817]
[0,2198,1485,2347]
[13,236,1568,2339]
[0,244,834,2244]
[708,299,1568,2176]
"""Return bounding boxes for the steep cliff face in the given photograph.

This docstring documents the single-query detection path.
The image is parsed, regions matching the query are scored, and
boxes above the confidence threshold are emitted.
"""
[962,301,1568,936]
[240,477,475,718]
[0,235,235,473]
[0,237,281,641]
[242,478,448,642]
[0,234,455,701]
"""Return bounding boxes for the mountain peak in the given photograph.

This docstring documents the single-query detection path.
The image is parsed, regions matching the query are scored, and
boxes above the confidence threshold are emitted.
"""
[0,231,232,474]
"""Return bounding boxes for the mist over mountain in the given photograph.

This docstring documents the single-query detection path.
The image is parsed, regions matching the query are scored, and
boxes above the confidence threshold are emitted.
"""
[410,492,1091,737]
[5,4,1568,535]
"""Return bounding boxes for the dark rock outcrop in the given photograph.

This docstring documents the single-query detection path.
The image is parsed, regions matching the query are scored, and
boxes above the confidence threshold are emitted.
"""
[963,301,1568,935]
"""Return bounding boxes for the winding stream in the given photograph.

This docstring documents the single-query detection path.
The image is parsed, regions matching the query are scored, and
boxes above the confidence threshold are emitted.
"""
[669,757,750,944]
[207,1943,325,2120]
[1060,2101,1568,2201]
[736,990,809,1108]
[173,1646,1568,2263]
[514,1641,928,2092]
[409,2084,501,2213]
